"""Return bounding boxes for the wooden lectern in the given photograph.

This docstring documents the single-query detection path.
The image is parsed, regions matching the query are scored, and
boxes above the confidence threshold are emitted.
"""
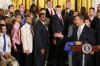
[70,45,100,54]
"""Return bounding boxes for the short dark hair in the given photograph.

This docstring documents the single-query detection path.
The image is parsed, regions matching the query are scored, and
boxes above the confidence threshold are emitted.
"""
[40,8,46,12]
[0,24,6,29]
[25,15,31,22]
[4,16,10,20]
[89,7,95,11]
[74,15,84,20]
[0,17,5,22]
[8,5,14,9]
[25,15,31,19]
[19,4,24,8]
[15,13,22,18]
[56,5,61,8]
[39,13,45,17]
[46,0,51,3]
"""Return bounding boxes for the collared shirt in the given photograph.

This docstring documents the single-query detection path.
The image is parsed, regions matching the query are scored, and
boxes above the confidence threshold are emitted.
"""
[57,14,64,25]
[0,33,11,55]
[77,24,85,40]
[48,8,55,15]
[21,14,25,26]
[89,16,94,21]
[21,23,33,53]
[12,22,21,49]
[66,9,70,13]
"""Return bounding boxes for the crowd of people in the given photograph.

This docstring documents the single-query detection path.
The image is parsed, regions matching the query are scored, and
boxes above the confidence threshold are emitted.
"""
[0,0,100,66]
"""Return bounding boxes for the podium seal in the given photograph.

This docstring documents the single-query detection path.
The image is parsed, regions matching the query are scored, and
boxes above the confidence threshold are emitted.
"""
[82,43,92,54]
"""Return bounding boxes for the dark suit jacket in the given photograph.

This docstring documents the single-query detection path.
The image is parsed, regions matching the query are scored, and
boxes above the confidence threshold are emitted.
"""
[51,15,64,33]
[34,20,48,50]
[46,8,56,18]
[91,17,98,30]
[92,18,100,44]
[62,9,73,16]
[64,16,73,36]
[51,15,65,47]
[71,25,96,66]
[71,25,95,45]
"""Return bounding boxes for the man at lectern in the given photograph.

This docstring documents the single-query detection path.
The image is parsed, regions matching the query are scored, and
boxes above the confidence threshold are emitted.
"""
[70,15,96,66]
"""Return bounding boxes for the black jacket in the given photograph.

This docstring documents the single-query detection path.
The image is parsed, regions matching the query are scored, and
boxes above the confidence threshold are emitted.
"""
[51,15,65,47]
[34,20,48,50]
[70,25,95,45]
[46,8,56,18]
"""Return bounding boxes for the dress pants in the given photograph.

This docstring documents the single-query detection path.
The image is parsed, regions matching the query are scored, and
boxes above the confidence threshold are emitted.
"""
[48,44,56,66]
[56,46,64,66]
[35,49,47,66]
[72,52,95,66]
[24,53,33,66]
[13,44,24,66]
[56,38,65,66]
[95,52,100,66]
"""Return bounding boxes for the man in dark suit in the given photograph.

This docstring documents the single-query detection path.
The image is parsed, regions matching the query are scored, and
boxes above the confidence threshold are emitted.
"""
[34,8,48,66]
[51,5,65,66]
[92,5,100,66]
[94,18,100,66]
[88,7,98,29]
[70,15,95,66]
[46,0,55,18]
[62,1,73,17]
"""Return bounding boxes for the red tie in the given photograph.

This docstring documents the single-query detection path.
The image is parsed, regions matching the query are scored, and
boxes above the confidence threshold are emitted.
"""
[51,10,53,16]
[89,18,92,24]
[60,16,63,24]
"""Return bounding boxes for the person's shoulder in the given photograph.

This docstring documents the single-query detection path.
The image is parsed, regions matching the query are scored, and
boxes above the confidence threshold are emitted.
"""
[51,15,57,18]
[85,25,94,32]
[13,22,20,29]
[62,9,65,12]
[34,20,41,27]
[45,8,48,10]
[35,20,40,24]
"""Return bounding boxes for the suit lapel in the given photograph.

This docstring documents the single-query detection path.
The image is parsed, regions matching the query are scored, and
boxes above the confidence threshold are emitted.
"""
[55,15,64,27]
[39,20,48,32]
[79,25,86,41]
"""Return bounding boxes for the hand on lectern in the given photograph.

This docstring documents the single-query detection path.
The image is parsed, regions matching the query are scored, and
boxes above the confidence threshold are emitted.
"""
[90,51,94,55]
[74,41,82,45]
[97,46,100,49]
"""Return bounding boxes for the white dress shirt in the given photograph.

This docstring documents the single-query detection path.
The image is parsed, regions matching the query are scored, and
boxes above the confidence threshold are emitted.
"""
[77,24,85,66]
[77,24,85,40]
[21,23,33,53]
[0,33,11,55]
[89,16,94,21]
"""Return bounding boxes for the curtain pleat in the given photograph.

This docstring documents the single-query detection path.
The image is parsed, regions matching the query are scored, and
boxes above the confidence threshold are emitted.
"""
[11,0,92,12]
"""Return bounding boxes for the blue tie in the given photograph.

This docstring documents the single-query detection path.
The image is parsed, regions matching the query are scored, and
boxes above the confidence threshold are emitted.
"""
[3,34,6,52]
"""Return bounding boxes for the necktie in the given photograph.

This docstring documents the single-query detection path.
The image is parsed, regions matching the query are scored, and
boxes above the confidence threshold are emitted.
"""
[77,27,81,40]
[60,16,63,24]
[89,19,92,23]
[3,34,6,52]
[50,10,53,16]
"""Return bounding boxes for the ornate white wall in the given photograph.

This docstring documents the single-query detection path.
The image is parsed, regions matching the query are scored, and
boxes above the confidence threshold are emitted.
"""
[0,0,11,9]
[92,0,100,11]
